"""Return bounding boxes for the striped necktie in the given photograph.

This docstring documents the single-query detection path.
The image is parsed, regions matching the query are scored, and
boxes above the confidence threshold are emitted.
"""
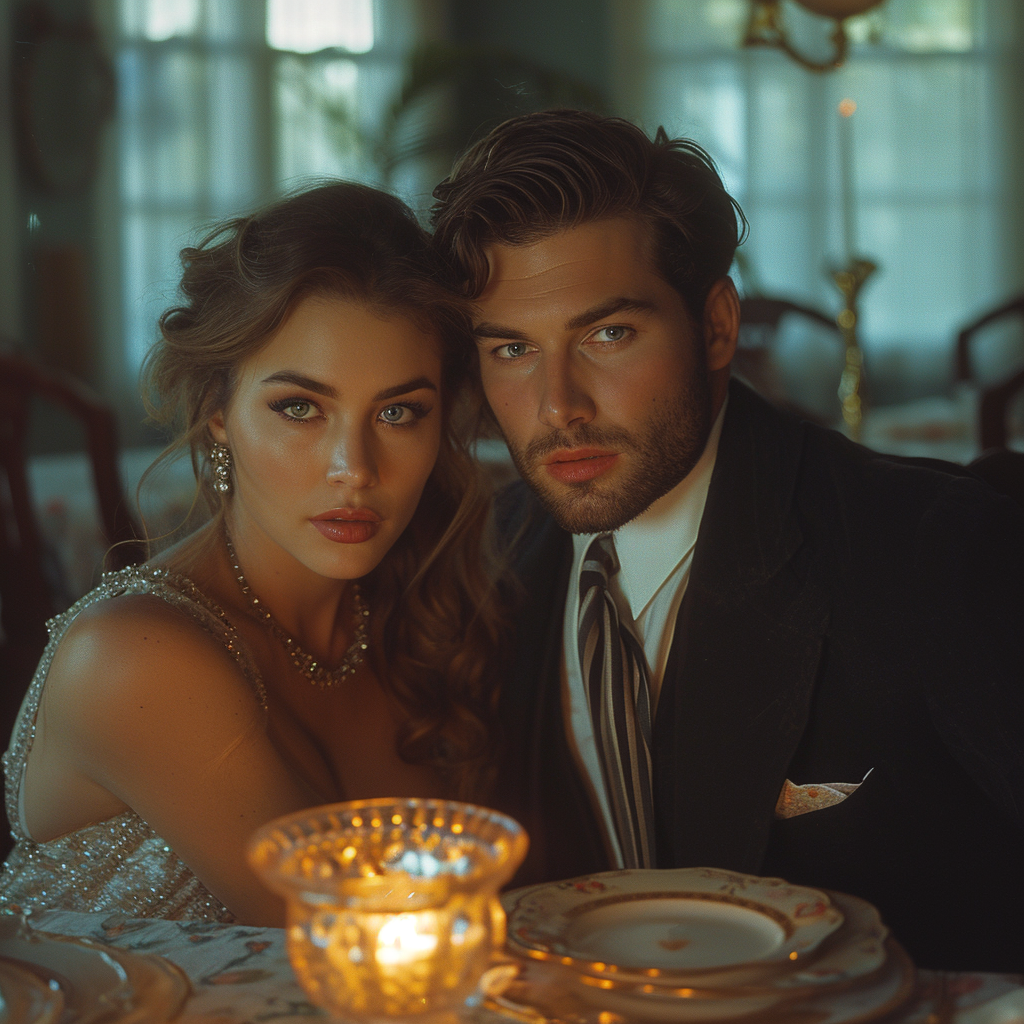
[577,534,656,868]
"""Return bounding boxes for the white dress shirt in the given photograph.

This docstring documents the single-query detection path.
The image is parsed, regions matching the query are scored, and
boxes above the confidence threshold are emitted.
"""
[560,399,727,866]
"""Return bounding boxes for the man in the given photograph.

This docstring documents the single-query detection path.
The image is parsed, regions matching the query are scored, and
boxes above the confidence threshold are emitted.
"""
[431,110,1023,971]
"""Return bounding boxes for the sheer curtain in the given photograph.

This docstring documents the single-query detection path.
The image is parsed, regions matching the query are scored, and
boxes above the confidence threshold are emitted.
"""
[101,0,442,404]
[612,0,1024,402]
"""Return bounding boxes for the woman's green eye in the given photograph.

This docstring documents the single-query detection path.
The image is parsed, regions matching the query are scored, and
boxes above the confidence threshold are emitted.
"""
[380,405,408,424]
[286,401,312,418]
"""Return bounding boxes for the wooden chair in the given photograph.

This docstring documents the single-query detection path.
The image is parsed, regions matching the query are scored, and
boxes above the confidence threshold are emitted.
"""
[0,351,144,693]
[954,293,1024,385]
[952,294,1024,451]
[736,296,844,424]
[978,365,1024,451]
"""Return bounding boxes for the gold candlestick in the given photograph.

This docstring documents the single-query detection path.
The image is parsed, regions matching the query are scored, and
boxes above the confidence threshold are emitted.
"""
[831,258,877,442]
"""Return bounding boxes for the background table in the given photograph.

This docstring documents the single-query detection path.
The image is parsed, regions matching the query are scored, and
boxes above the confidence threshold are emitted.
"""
[25,909,1024,1024]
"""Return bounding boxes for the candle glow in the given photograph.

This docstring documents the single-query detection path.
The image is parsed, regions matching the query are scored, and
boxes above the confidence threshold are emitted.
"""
[837,97,858,261]
[248,799,528,1022]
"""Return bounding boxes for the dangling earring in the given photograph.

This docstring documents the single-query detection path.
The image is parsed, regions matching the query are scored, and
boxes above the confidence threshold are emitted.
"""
[210,443,233,495]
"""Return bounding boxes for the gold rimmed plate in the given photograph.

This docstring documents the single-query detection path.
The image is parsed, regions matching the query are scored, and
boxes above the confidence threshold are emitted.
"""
[487,936,914,1024]
[0,958,64,1024]
[504,868,844,988]
[0,916,190,1024]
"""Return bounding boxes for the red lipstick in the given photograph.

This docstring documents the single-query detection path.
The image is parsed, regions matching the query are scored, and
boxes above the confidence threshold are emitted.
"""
[543,448,618,484]
[310,508,381,544]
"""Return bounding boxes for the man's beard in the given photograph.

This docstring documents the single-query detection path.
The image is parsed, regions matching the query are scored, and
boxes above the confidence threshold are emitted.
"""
[501,369,715,534]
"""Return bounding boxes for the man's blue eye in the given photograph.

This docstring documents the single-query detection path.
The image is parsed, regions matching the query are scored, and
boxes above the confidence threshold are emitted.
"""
[597,326,628,342]
[498,342,529,358]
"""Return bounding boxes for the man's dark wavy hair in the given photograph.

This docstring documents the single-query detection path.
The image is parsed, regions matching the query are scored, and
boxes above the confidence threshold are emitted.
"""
[430,109,747,322]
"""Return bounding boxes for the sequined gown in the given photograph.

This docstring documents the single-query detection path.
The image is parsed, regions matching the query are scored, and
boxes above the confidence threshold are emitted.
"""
[0,566,266,921]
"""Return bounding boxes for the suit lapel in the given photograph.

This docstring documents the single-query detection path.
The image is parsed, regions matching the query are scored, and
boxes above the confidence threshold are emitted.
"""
[653,382,830,874]
[493,486,609,886]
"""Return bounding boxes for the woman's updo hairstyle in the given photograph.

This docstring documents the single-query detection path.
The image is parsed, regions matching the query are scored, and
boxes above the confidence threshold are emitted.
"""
[144,180,471,510]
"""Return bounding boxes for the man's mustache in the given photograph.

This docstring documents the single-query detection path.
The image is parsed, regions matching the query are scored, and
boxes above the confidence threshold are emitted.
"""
[521,425,636,461]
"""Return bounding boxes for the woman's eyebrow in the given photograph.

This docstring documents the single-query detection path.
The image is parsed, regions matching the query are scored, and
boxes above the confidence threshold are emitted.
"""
[373,377,438,402]
[260,370,336,397]
[260,372,437,403]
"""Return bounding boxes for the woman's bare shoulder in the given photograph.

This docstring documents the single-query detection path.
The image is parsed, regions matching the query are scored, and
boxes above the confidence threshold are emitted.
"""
[47,588,258,715]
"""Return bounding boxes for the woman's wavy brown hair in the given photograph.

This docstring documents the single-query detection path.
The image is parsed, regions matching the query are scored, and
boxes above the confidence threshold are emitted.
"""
[142,180,506,799]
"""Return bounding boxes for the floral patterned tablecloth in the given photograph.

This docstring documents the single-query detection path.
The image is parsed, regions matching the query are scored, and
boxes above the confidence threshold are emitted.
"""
[24,909,1024,1024]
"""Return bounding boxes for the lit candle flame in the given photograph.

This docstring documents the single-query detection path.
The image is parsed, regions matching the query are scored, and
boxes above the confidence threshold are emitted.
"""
[375,913,440,966]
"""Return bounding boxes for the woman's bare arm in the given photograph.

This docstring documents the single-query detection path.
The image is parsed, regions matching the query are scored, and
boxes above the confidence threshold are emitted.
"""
[25,595,320,925]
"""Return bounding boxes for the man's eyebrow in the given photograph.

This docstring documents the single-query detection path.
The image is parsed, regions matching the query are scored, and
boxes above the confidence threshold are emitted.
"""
[472,297,659,343]
[564,297,658,331]
[472,322,529,342]
[260,372,437,402]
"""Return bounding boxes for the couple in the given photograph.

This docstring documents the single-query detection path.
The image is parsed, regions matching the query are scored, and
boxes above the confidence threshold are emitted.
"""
[2,112,1021,971]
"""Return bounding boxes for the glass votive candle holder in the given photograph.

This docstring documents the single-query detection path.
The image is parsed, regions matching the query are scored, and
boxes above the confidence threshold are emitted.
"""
[247,798,528,1023]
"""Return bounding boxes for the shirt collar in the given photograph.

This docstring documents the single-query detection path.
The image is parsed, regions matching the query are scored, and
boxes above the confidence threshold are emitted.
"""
[573,396,728,619]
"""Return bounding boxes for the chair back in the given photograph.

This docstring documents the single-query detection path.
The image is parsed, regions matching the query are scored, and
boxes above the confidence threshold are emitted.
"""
[955,294,1024,384]
[978,365,1024,452]
[736,296,844,423]
[0,351,143,661]
[952,295,1024,450]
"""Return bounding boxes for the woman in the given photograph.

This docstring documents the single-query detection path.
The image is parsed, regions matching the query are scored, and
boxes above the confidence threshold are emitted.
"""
[0,182,504,925]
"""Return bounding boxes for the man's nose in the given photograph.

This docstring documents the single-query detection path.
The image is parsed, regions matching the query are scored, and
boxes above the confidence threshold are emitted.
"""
[325,423,378,489]
[538,353,596,430]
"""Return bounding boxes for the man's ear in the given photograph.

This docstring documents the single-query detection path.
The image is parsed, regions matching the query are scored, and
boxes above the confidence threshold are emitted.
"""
[703,277,740,373]
[208,409,228,445]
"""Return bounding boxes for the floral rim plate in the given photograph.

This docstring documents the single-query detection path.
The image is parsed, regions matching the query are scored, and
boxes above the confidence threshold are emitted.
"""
[486,937,914,1024]
[0,916,190,1024]
[503,868,844,983]
[0,958,64,1024]
[562,890,890,1019]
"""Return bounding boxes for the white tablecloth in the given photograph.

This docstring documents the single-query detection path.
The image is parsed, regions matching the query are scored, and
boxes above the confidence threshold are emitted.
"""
[19,909,1024,1024]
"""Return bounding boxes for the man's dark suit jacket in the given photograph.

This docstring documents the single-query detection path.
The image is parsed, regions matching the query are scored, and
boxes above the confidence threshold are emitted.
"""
[491,380,1024,972]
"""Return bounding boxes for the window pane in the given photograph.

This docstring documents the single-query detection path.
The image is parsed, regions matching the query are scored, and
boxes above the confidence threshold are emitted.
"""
[121,0,201,40]
[645,0,747,51]
[645,59,747,191]
[266,0,374,53]
[274,55,374,182]
[122,212,197,370]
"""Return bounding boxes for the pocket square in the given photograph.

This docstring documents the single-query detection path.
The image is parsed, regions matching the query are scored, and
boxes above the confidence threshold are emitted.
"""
[774,770,873,820]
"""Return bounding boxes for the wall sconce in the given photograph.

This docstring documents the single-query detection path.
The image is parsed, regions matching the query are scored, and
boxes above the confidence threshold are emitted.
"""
[744,1,886,72]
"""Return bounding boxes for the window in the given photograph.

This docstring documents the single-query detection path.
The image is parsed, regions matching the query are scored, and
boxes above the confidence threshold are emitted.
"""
[617,0,1024,399]
[108,0,440,392]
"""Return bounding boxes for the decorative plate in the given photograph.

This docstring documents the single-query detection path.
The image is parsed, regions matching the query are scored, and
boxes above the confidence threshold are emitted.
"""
[0,917,130,1024]
[487,937,914,1024]
[0,916,190,1024]
[504,868,844,985]
[0,958,64,1024]
[566,890,890,1020]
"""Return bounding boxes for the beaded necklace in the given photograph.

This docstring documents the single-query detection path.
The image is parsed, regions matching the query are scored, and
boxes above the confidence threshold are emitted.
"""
[224,532,369,688]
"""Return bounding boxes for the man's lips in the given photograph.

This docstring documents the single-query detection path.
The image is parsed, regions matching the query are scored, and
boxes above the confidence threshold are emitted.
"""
[310,508,381,543]
[542,449,618,484]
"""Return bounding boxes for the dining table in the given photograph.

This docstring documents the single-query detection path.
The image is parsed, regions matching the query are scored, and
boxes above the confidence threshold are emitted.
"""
[16,907,1024,1024]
